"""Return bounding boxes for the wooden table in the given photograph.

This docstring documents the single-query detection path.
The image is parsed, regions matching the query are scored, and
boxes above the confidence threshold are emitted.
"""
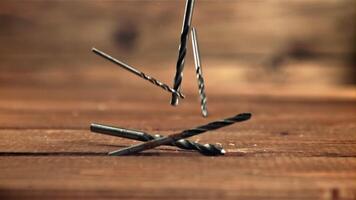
[0,65,355,200]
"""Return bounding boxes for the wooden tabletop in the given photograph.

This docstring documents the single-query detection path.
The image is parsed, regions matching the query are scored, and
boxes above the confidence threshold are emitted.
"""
[0,0,355,199]
[0,64,355,200]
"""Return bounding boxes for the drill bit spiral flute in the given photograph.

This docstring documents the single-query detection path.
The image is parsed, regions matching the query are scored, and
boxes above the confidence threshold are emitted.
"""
[171,0,195,106]
[92,48,185,99]
[191,27,208,117]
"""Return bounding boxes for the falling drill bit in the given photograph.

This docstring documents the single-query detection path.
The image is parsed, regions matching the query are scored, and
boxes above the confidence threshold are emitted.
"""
[92,48,185,99]
[90,123,225,156]
[191,27,208,117]
[109,113,251,156]
[171,0,195,106]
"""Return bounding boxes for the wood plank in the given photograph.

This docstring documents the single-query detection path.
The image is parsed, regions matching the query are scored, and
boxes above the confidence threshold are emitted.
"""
[0,1,355,199]
[0,94,355,199]
[0,156,355,200]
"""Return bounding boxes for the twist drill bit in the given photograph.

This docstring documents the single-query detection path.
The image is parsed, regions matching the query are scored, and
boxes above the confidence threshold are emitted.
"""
[90,123,225,156]
[92,48,185,99]
[109,113,251,156]
[191,28,208,117]
[171,0,195,106]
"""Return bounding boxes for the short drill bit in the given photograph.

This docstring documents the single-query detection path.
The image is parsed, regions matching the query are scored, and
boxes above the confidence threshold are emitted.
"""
[109,113,251,156]
[90,123,225,156]
[170,0,195,106]
[191,27,208,117]
[92,48,185,99]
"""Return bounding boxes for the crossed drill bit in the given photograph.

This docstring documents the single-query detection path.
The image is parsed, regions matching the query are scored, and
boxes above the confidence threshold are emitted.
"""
[91,113,251,156]
[89,0,251,156]
[90,124,225,156]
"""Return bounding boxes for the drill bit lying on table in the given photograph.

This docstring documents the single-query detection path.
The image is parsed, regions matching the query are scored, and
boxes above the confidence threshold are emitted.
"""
[90,123,225,156]
[92,48,185,99]
[109,113,251,156]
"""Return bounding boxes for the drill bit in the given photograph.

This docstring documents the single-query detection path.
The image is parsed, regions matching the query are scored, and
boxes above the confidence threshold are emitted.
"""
[170,0,195,106]
[90,123,225,156]
[109,113,251,156]
[92,48,185,99]
[191,27,208,117]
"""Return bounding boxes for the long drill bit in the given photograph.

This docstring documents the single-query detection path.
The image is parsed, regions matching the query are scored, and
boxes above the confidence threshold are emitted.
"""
[109,113,251,156]
[170,0,195,106]
[191,27,208,117]
[90,123,225,156]
[92,48,185,99]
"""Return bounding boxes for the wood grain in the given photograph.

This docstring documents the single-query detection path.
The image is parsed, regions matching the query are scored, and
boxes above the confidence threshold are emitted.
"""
[0,1,356,199]
[0,77,355,199]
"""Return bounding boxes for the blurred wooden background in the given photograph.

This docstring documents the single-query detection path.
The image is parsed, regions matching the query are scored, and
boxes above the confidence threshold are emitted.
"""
[0,0,355,99]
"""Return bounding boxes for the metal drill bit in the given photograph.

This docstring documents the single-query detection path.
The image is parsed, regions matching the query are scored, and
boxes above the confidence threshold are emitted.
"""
[92,48,185,99]
[170,0,195,106]
[90,123,225,156]
[191,27,208,117]
[109,113,251,156]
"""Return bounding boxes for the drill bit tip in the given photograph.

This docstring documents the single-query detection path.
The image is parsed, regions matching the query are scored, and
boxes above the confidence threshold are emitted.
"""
[235,113,251,120]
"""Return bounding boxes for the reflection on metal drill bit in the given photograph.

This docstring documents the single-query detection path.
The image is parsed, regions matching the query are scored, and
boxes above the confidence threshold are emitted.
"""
[191,27,208,117]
